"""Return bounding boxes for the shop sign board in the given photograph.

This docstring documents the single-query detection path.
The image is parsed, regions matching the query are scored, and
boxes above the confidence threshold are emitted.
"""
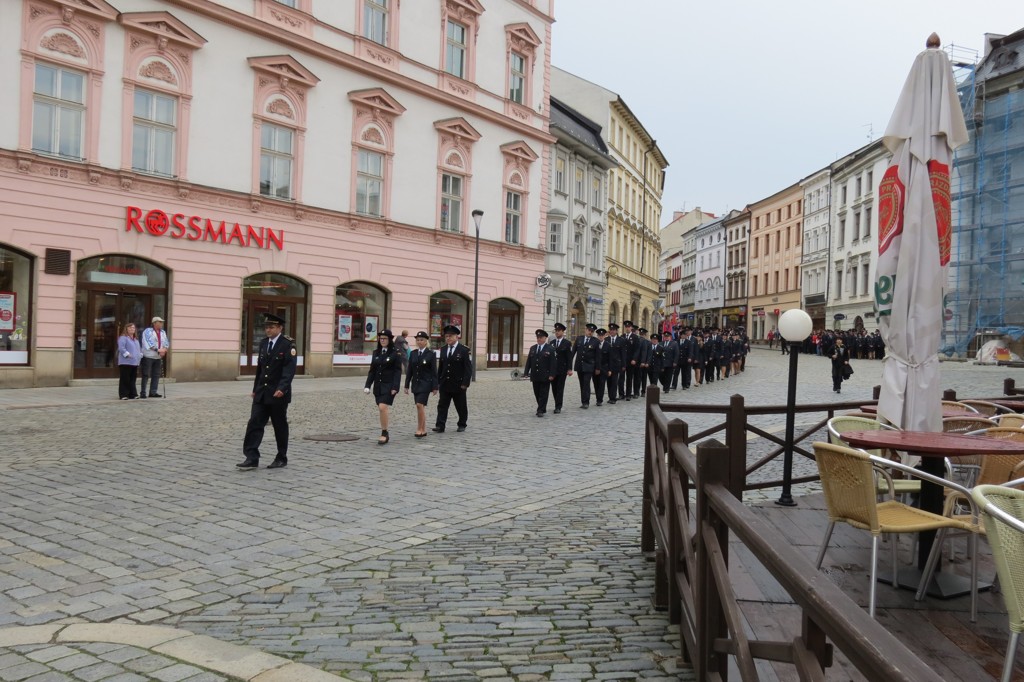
[126,206,285,250]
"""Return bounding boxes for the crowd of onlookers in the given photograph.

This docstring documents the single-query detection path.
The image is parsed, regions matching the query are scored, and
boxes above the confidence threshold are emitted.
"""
[767,327,886,360]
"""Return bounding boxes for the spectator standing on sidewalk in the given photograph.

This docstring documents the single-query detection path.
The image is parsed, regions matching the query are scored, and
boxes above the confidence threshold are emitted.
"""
[140,316,169,398]
[117,322,143,400]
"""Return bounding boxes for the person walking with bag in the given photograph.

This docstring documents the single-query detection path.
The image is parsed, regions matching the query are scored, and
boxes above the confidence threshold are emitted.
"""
[364,329,402,445]
[831,336,851,394]
[404,331,438,438]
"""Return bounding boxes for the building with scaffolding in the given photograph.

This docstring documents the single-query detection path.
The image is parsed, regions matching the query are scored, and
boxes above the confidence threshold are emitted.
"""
[946,29,1024,356]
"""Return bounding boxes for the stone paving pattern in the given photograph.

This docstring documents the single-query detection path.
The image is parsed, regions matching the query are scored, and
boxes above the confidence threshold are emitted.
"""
[1,349,1020,680]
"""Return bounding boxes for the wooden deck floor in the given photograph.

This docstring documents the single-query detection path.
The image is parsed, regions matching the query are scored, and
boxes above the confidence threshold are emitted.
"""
[733,493,1021,681]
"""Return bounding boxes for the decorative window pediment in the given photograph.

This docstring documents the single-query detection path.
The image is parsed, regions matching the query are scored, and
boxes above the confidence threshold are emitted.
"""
[591,222,605,236]
[573,216,587,234]
[247,55,320,89]
[30,0,118,22]
[348,88,407,118]
[118,12,207,50]
[433,117,482,143]
[505,22,541,57]
[446,0,485,20]
[499,140,539,164]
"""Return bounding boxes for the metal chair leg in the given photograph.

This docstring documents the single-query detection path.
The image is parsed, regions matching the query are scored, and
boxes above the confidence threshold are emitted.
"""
[915,527,949,602]
[815,522,835,569]
[869,535,879,618]
[1001,631,1020,682]
[891,532,900,589]
[970,532,978,623]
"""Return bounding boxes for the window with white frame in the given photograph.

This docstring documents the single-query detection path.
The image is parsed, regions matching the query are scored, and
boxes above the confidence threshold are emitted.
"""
[509,51,526,104]
[356,149,384,216]
[440,172,463,232]
[591,237,601,268]
[259,123,293,199]
[555,157,566,193]
[445,21,467,78]
[548,222,562,253]
[575,167,584,201]
[505,190,522,244]
[864,206,872,237]
[275,0,298,6]
[32,63,85,160]
[132,89,176,176]
[592,177,601,205]
[861,263,870,296]
[573,232,583,263]
[363,0,388,45]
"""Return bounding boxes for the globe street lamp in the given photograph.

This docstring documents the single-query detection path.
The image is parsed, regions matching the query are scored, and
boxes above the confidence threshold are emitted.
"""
[471,209,483,381]
[776,308,813,507]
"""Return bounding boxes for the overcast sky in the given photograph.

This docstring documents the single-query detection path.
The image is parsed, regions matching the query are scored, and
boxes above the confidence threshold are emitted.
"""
[550,1,1024,225]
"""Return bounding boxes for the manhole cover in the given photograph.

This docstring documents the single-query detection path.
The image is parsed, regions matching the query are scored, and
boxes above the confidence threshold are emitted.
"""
[304,433,362,442]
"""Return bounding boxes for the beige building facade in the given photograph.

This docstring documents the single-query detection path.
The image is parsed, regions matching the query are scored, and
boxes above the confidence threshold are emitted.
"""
[748,184,803,340]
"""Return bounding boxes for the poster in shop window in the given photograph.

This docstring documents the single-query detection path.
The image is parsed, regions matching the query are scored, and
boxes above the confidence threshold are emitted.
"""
[0,292,14,333]
[337,314,353,341]
[430,314,443,337]
[364,315,379,342]
[450,314,463,331]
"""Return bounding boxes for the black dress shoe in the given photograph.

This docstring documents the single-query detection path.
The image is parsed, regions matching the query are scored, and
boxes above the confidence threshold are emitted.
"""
[432,427,445,433]
[608,399,616,404]
[150,393,161,398]
[580,404,588,409]
[267,459,287,469]
[456,426,466,432]
[553,408,561,414]
[536,411,544,417]
[236,459,258,470]
[596,402,603,406]
[139,394,147,399]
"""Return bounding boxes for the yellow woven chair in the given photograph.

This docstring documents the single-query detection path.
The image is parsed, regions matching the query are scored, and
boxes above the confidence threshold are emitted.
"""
[827,416,916,499]
[812,442,978,618]
[943,415,998,433]
[971,485,1024,682]
[961,400,1013,416]
[944,400,980,413]
[997,414,1024,429]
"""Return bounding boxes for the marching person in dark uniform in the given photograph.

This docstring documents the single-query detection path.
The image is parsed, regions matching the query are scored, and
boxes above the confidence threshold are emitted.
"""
[434,324,472,433]
[636,327,652,396]
[622,321,638,400]
[239,313,296,470]
[647,331,665,391]
[676,327,695,389]
[404,331,438,438]
[550,322,572,414]
[661,330,679,391]
[364,328,402,445]
[606,323,622,401]
[705,329,722,382]
[524,329,557,416]
[594,328,610,405]
[571,323,601,408]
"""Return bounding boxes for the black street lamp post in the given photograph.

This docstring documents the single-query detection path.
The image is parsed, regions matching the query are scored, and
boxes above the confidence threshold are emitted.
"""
[471,210,483,381]
[776,308,813,507]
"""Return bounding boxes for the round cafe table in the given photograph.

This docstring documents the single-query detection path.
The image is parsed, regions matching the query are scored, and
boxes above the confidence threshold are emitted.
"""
[839,430,1024,598]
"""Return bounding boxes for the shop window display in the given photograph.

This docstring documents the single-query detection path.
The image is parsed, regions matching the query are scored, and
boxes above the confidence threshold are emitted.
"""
[335,282,389,365]
[0,247,32,365]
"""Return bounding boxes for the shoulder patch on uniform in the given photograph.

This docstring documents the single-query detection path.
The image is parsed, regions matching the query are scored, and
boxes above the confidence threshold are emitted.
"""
[290,348,297,356]
[284,335,294,342]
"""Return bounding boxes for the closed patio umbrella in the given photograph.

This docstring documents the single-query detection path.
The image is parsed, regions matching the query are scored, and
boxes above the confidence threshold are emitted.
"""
[876,33,968,432]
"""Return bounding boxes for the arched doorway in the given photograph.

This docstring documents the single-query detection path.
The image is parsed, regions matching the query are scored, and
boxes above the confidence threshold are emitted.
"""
[429,290,470,350]
[241,273,308,375]
[609,301,619,325]
[569,300,586,338]
[74,255,168,379]
[487,298,521,368]
[641,309,649,330]
[335,281,389,365]
[854,315,864,331]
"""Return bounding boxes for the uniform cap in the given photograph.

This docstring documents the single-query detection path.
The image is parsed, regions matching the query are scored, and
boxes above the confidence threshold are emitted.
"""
[263,313,285,326]
[553,322,567,331]
[623,320,634,327]
[535,329,549,337]
[608,323,620,330]
[443,324,461,335]
[585,323,597,331]
[596,328,607,335]
[638,327,648,335]
[414,331,430,339]
[379,328,395,339]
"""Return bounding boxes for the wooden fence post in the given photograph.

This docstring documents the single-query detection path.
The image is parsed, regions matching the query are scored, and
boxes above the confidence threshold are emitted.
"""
[695,438,731,681]
[1006,378,1019,396]
[726,395,746,498]
[665,418,685,623]
[642,386,660,554]
[872,384,881,400]
[943,388,957,401]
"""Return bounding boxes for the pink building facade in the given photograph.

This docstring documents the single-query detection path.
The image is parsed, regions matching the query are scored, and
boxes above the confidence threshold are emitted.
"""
[0,0,555,387]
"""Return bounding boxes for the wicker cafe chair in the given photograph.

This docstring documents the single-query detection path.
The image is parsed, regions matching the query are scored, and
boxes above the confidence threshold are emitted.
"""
[943,415,998,433]
[826,416,915,499]
[812,442,978,618]
[998,414,1024,429]
[944,417,1000,487]
[971,485,1024,682]
[962,400,1013,416]
[944,400,980,413]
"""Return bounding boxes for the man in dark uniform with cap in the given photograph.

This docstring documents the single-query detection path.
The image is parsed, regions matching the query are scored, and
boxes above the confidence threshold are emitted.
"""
[523,329,557,416]
[675,327,695,389]
[550,322,572,414]
[605,323,623,404]
[572,323,601,408]
[636,327,651,396]
[622,321,638,400]
[238,313,296,470]
[434,324,472,432]
[595,328,610,406]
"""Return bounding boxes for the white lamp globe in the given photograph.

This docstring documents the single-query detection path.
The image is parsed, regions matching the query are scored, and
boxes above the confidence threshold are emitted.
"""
[778,309,813,342]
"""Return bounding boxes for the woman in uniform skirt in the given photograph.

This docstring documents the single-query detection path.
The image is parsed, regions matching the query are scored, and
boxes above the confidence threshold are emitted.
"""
[364,329,402,445]
[404,331,438,438]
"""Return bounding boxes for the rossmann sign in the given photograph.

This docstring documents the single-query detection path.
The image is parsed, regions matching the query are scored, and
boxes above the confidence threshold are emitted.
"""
[126,206,284,250]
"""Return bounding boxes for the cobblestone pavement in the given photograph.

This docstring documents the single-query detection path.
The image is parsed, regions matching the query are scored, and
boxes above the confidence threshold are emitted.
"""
[1,349,1021,681]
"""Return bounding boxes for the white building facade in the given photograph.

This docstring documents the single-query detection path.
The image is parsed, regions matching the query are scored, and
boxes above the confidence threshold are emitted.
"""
[800,167,831,331]
[722,208,748,329]
[827,140,890,331]
[544,96,616,335]
[694,215,727,327]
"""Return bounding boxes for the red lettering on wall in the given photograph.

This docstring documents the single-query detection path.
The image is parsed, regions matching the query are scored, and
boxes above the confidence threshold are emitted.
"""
[125,207,285,250]
[126,206,143,232]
